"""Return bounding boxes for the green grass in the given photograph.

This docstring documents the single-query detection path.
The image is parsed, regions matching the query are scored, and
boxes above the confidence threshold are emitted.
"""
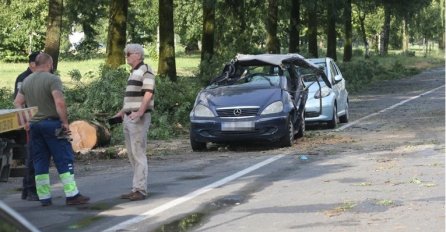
[0,48,442,90]
[0,54,201,89]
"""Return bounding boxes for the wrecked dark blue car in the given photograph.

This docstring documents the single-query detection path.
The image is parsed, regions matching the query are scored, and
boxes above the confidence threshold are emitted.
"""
[189,54,330,151]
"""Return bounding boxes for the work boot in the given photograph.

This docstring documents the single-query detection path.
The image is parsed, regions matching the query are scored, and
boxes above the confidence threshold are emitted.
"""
[66,194,90,205]
[41,199,52,207]
[128,191,146,201]
[120,191,135,199]
[21,190,27,200]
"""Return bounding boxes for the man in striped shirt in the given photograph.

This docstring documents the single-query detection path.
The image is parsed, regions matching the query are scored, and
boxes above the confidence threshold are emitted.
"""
[114,43,155,201]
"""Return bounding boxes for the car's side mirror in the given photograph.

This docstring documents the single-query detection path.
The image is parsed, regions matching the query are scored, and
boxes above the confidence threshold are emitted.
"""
[334,74,343,83]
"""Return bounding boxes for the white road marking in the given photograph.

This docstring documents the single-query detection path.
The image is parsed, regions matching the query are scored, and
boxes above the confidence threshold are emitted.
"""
[103,153,286,232]
[335,85,445,131]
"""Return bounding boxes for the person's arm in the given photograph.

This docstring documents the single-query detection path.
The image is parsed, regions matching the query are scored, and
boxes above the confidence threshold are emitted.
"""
[52,90,70,130]
[13,78,20,99]
[13,92,26,109]
[14,92,30,130]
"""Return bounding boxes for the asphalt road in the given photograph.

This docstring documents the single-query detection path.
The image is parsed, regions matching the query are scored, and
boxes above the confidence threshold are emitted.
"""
[0,67,444,232]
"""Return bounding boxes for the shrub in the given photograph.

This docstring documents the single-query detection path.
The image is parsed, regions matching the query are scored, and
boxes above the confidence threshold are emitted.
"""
[65,65,203,143]
[338,58,385,92]
[149,76,202,139]
[0,87,13,108]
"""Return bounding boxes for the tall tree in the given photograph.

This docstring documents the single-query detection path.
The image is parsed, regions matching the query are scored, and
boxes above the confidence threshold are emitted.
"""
[441,0,445,50]
[379,1,391,55]
[65,0,107,53]
[44,0,63,70]
[201,0,215,64]
[401,15,409,52]
[326,0,337,60]
[307,1,318,57]
[105,0,127,69]
[158,0,177,81]
[352,0,376,58]
[289,0,300,53]
[343,0,352,61]
[266,0,280,53]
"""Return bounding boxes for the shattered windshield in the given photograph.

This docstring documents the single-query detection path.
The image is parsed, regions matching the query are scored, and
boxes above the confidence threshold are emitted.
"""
[208,65,282,89]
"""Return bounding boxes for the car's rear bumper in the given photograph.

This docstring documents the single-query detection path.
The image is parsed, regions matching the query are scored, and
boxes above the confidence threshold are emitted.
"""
[190,115,288,143]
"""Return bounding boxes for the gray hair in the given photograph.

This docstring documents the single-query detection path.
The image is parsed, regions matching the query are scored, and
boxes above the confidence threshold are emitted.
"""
[124,44,144,59]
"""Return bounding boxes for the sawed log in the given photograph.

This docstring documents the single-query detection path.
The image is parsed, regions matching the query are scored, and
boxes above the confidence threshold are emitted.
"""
[69,120,111,152]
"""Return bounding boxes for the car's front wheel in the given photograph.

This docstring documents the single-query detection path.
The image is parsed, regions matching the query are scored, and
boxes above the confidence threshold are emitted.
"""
[190,131,207,152]
[339,101,349,123]
[279,116,294,147]
[327,105,338,129]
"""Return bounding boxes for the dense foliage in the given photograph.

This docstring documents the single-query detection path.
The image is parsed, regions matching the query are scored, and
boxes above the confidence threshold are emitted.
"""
[64,66,200,143]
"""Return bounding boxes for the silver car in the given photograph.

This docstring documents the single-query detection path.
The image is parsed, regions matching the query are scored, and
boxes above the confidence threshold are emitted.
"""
[302,57,349,129]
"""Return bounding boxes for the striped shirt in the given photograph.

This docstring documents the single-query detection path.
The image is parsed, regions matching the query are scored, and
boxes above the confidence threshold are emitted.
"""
[122,62,155,112]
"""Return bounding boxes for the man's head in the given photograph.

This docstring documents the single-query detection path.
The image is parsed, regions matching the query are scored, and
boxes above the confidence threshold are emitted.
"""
[34,53,54,73]
[28,51,40,71]
[124,44,144,67]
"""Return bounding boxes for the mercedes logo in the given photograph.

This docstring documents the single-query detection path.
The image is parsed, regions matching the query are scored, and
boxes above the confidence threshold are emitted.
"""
[233,108,242,116]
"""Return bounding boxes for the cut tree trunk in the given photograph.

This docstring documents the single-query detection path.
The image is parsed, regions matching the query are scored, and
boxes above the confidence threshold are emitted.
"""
[69,120,111,152]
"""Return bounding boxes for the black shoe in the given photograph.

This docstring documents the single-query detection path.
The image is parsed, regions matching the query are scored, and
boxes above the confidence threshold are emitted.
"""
[21,191,27,200]
[27,193,39,201]
[41,199,52,207]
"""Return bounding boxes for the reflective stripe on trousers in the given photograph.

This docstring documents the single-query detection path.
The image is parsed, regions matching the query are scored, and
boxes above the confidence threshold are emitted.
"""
[59,172,79,197]
[35,174,51,200]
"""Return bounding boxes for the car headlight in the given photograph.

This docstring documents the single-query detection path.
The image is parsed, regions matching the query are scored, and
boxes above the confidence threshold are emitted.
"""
[193,104,214,117]
[261,101,283,115]
[314,86,331,99]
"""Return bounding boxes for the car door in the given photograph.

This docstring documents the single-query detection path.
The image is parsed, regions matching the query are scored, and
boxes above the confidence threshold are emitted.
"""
[287,66,307,123]
[327,59,343,114]
[330,60,347,114]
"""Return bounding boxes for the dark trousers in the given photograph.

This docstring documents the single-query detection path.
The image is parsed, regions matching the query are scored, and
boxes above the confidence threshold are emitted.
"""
[12,129,37,198]
[30,119,75,175]
[22,140,37,196]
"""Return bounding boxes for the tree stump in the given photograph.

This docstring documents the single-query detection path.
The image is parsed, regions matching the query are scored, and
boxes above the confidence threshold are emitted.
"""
[69,120,111,152]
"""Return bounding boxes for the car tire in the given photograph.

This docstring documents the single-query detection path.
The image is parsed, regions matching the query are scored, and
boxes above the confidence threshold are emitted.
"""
[339,101,349,123]
[190,132,207,152]
[279,116,294,147]
[327,105,338,129]
[296,111,305,138]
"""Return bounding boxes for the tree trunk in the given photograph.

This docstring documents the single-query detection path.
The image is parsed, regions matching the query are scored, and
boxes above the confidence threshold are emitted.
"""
[379,3,391,56]
[200,0,215,65]
[158,0,177,81]
[440,0,445,50]
[343,0,352,62]
[288,0,300,53]
[402,16,409,52]
[326,0,337,61]
[106,0,128,69]
[44,0,63,71]
[357,9,369,58]
[307,1,318,58]
[266,0,280,53]
[69,120,111,152]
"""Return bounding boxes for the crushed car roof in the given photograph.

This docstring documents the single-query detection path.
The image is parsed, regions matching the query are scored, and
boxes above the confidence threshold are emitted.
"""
[236,53,306,66]
[235,53,331,88]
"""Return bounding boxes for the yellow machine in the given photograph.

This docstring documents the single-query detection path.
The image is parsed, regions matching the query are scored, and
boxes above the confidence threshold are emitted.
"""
[0,107,37,182]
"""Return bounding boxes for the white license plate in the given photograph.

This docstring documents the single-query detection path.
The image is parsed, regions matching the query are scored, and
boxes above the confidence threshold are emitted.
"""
[221,121,254,131]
